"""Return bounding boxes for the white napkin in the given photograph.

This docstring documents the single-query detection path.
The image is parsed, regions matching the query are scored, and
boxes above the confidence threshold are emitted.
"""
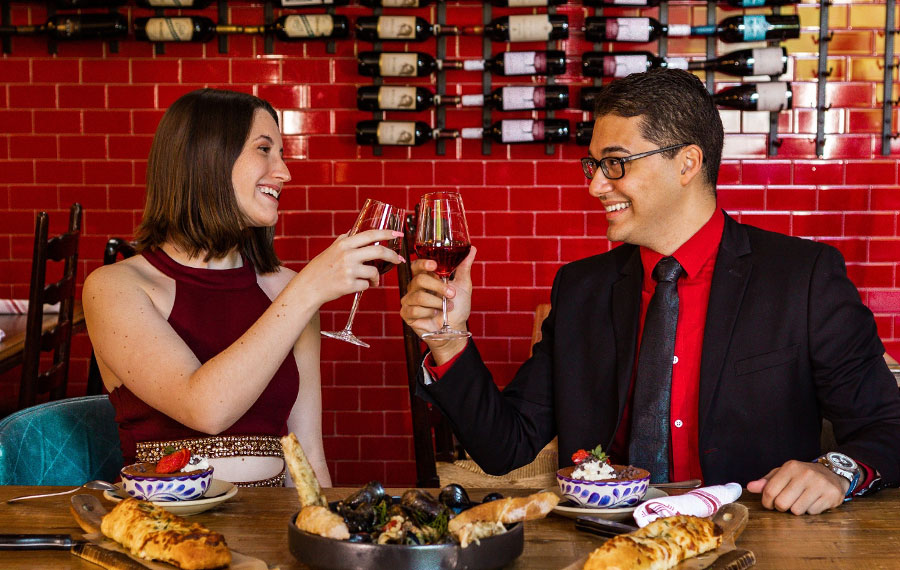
[633,483,742,527]
[0,299,60,314]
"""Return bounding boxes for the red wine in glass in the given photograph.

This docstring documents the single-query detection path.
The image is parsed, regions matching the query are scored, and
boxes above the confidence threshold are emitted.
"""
[414,192,472,341]
[321,199,404,348]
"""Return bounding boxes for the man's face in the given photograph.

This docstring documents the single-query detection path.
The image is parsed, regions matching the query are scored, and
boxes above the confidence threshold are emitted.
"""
[587,114,686,251]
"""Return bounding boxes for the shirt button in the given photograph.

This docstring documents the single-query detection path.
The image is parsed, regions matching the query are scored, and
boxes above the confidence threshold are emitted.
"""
[673,355,679,364]
[674,419,683,428]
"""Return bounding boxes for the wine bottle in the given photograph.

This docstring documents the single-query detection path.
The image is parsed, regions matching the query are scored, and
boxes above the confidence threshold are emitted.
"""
[463,50,567,76]
[270,15,350,40]
[461,86,569,111]
[357,86,461,111]
[576,121,594,146]
[714,82,793,112]
[278,0,350,6]
[356,121,458,146]
[7,14,130,40]
[359,0,433,6]
[477,15,569,42]
[136,0,212,7]
[492,0,568,5]
[358,50,565,77]
[134,17,254,42]
[582,51,688,78]
[693,15,799,43]
[355,16,459,42]
[584,17,689,43]
[689,47,787,77]
[583,0,797,6]
[54,0,125,6]
[461,119,570,144]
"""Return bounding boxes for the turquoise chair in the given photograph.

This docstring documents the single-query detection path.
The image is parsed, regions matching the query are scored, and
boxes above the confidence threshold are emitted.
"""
[0,395,122,485]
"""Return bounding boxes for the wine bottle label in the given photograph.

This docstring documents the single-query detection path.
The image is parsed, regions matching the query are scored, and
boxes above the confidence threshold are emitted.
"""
[508,0,550,5]
[463,60,486,71]
[145,18,193,42]
[377,121,417,145]
[382,0,420,5]
[146,0,197,5]
[378,16,417,40]
[666,57,689,70]
[614,18,651,42]
[742,15,769,42]
[379,53,419,76]
[508,15,553,42]
[668,24,691,37]
[503,51,538,75]
[281,0,334,5]
[755,82,789,112]
[461,94,485,107]
[605,55,648,77]
[461,128,485,139]
[282,15,334,38]
[751,47,784,76]
[379,86,418,110]
[500,86,536,111]
[501,119,536,143]
[612,0,648,4]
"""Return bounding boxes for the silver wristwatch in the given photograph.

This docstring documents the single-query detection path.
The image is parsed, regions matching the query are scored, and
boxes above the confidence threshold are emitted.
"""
[816,452,860,495]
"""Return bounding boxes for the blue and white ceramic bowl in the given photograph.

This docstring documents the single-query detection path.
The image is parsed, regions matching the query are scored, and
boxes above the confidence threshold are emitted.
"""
[556,465,650,509]
[120,462,214,502]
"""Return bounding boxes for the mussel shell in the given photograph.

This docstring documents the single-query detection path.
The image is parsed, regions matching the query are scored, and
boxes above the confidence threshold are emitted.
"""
[347,532,373,543]
[482,492,505,503]
[400,489,446,522]
[387,502,412,519]
[337,501,377,534]
[438,483,473,511]
[344,480,386,509]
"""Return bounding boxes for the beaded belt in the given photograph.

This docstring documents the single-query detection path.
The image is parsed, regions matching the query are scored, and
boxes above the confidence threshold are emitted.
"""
[135,434,285,488]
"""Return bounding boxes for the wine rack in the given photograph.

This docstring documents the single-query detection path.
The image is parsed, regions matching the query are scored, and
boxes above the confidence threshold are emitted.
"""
[882,0,896,156]
[814,0,831,157]
[480,2,492,156]
[436,0,447,155]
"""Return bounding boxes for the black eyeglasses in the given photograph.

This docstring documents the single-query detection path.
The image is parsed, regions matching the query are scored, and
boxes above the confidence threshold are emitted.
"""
[581,143,691,181]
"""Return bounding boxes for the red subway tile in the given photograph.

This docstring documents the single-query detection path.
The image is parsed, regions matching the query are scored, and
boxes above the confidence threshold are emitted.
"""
[332,461,386,486]
[0,161,34,184]
[82,60,129,84]
[486,160,535,186]
[484,262,533,287]
[510,187,560,211]
[382,161,434,186]
[60,186,107,210]
[471,236,508,261]
[133,110,165,134]
[59,135,106,160]
[741,161,792,186]
[108,135,153,160]
[717,187,765,210]
[232,59,281,84]
[562,236,610,261]
[821,135,875,159]
[537,212,584,236]
[740,213,791,235]
[108,85,155,109]
[845,213,895,237]
[868,291,900,313]
[35,161,82,184]
[283,58,331,84]
[359,387,409,413]
[33,58,78,83]
[308,85,356,110]
[84,160,132,185]
[439,160,484,186]
[847,109,882,134]
[333,411,387,437]
[793,161,843,185]
[846,264,894,288]
[322,387,360,411]
[826,82,874,108]
[181,59,230,84]
[0,60,29,82]
[323,436,359,461]
[282,211,333,237]
[9,85,56,109]
[846,161,897,186]
[334,161,383,185]
[818,187,868,212]
[34,110,81,134]
[83,110,132,135]
[9,186,57,209]
[59,85,105,109]
[257,84,306,110]
[131,59,179,83]
[483,312,534,338]
[716,162,741,185]
[484,212,533,237]
[359,436,410,461]
[283,136,309,160]
[158,85,203,109]
[84,210,138,236]
[536,159,586,186]
[772,136,817,159]
[282,110,332,136]
[870,239,900,263]
[871,188,900,211]
[9,135,55,159]
[792,212,843,237]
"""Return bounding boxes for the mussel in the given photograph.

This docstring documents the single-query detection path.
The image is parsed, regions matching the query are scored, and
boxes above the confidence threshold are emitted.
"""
[344,480,386,509]
[438,483,473,511]
[347,532,373,543]
[481,491,505,503]
[336,501,377,534]
[400,489,446,522]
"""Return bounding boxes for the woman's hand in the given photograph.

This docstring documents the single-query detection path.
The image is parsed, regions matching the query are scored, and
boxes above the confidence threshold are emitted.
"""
[300,229,405,306]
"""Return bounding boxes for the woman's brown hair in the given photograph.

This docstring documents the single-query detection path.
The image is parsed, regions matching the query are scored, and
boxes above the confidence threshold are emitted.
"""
[135,88,282,273]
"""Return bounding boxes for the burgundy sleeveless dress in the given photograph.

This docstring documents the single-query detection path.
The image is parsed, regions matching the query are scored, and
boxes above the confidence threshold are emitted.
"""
[108,247,300,466]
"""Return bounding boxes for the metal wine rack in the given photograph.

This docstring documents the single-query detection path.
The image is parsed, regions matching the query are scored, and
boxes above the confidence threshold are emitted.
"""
[436,0,447,156]
[480,2,492,155]
[882,0,897,156]
[814,0,831,157]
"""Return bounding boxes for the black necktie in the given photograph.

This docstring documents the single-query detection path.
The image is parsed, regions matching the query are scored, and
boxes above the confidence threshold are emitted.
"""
[628,256,684,484]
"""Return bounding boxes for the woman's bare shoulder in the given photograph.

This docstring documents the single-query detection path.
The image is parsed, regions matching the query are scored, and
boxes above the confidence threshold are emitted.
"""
[84,255,173,306]
[257,264,296,299]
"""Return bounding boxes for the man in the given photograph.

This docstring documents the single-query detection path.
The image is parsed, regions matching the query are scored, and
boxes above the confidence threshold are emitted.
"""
[400,69,900,515]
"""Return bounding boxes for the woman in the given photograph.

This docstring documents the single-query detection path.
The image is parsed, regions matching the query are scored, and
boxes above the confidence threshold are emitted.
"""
[83,89,402,487]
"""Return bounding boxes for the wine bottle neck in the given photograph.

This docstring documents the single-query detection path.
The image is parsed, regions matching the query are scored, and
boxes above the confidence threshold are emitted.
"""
[436,95,462,106]
[440,60,464,70]
[215,24,249,34]
[434,129,460,140]
[433,24,460,36]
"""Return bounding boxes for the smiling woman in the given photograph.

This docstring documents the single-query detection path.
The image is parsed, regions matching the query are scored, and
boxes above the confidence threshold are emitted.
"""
[82,89,405,489]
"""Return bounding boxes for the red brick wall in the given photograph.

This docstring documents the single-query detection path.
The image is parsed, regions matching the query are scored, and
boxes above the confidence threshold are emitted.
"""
[1,1,897,486]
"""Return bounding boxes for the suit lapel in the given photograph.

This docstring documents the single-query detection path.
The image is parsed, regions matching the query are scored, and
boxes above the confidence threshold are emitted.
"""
[699,213,752,429]
[612,246,642,433]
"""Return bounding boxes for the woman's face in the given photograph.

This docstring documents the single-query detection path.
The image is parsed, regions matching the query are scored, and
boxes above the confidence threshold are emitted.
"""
[232,108,291,228]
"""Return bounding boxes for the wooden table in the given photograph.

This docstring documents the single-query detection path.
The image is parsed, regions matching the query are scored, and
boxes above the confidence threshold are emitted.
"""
[0,301,84,375]
[0,485,898,569]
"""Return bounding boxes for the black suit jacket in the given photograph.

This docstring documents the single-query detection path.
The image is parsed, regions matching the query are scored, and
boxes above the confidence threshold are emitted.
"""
[423,212,900,487]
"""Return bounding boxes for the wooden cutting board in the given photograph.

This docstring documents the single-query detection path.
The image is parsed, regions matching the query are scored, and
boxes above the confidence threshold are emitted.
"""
[70,494,272,570]
[561,503,755,570]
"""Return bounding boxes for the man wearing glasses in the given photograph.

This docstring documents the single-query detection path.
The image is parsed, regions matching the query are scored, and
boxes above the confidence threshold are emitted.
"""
[400,69,900,515]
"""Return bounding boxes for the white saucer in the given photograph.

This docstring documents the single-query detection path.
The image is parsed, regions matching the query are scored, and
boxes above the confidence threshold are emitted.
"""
[542,486,668,522]
[104,478,237,516]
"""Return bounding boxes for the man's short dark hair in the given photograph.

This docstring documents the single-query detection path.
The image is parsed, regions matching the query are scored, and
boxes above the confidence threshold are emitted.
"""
[135,88,281,273]
[592,69,724,189]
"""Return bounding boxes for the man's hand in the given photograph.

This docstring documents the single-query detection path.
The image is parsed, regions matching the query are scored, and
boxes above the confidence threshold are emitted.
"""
[399,247,476,364]
[746,459,849,515]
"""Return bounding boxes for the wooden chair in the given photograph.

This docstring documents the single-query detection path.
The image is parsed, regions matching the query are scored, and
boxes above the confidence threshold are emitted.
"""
[85,237,137,396]
[18,203,82,411]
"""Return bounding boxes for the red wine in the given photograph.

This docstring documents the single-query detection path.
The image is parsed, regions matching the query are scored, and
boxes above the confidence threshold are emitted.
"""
[134,17,250,43]
[365,259,394,275]
[462,85,569,111]
[692,15,799,43]
[270,15,350,40]
[461,119,569,144]
[355,16,459,42]
[136,0,212,7]
[464,50,566,76]
[481,15,569,42]
[713,82,793,111]
[415,243,471,278]
[356,120,458,146]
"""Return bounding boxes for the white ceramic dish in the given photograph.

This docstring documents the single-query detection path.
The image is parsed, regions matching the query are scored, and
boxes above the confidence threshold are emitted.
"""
[104,478,237,516]
[541,486,668,522]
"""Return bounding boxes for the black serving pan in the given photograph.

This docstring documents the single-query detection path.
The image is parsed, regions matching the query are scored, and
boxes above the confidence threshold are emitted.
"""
[288,511,524,570]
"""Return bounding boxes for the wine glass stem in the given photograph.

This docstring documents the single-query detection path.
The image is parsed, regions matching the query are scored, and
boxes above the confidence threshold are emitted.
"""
[343,291,364,332]
[441,276,450,329]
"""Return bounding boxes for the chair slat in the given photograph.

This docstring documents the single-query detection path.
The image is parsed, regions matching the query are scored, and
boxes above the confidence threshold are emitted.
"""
[46,231,79,262]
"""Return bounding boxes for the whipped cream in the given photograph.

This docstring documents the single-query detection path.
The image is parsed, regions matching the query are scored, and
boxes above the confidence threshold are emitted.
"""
[572,459,616,481]
[182,455,210,472]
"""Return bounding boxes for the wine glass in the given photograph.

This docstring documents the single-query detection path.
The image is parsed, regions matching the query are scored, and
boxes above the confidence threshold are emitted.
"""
[321,199,405,348]
[414,191,472,341]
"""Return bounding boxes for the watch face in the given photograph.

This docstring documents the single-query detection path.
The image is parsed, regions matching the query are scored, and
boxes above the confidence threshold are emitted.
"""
[827,452,857,470]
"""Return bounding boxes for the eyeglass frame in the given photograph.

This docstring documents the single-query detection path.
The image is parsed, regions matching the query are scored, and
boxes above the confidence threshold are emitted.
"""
[581,143,693,181]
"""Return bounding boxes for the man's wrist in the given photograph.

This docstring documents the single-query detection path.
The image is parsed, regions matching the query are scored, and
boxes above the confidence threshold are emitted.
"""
[429,338,469,366]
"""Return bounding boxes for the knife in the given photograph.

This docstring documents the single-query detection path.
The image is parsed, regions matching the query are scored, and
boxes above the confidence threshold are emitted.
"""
[0,534,149,570]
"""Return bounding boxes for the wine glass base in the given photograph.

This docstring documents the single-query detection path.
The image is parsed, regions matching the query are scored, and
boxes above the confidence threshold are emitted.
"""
[321,330,370,348]
[421,329,472,342]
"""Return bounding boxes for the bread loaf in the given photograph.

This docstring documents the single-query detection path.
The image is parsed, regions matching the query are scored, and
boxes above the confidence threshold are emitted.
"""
[281,433,327,508]
[448,491,559,534]
[295,505,351,540]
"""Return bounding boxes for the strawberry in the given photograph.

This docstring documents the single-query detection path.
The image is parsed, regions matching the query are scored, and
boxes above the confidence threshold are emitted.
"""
[156,448,191,474]
[571,449,591,464]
